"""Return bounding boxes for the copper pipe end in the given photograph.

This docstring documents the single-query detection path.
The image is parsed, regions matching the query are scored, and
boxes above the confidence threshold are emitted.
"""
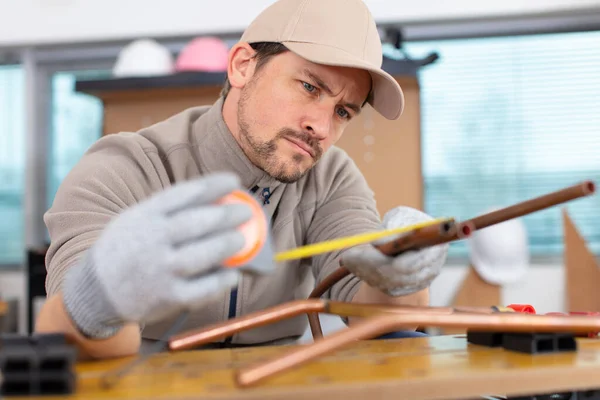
[440,220,455,235]
[585,180,596,195]
[457,221,475,239]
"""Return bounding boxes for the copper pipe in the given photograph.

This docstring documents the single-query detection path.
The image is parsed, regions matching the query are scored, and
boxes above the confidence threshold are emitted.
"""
[374,218,459,256]
[468,180,595,230]
[306,180,596,338]
[324,301,513,317]
[307,219,468,338]
[383,180,593,248]
[168,300,503,351]
[307,267,351,339]
[305,220,457,337]
[173,181,596,348]
[307,219,462,338]
[235,315,399,387]
[453,305,506,314]
[325,301,455,317]
[168,299,325,351]
[236,311,600,387]
[305,221,462,306]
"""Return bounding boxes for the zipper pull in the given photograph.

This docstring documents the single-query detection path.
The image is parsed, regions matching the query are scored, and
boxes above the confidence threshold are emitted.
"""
[261,188,271,205]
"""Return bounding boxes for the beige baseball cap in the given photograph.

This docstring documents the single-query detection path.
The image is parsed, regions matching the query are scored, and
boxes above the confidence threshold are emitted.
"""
[240,0,405,120]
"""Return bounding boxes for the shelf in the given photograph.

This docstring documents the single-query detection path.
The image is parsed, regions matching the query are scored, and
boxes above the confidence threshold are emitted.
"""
[75,71,227,95]
[75,56,425,95]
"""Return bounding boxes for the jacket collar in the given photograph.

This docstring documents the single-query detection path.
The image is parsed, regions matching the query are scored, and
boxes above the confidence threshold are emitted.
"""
[192,97,283,193]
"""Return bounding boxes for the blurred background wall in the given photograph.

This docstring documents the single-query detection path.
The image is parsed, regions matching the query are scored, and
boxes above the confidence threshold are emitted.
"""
[0,0,599,336]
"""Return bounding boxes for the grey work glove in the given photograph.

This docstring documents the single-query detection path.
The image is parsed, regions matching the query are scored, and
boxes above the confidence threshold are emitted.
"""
[341,206,449,297]
[62,172,273,339]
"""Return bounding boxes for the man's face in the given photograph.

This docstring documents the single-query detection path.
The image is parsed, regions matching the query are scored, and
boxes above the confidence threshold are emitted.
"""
[236,50,372,183]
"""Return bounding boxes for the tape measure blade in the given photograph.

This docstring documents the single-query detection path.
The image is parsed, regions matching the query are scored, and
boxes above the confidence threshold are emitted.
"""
[274,217,452,262]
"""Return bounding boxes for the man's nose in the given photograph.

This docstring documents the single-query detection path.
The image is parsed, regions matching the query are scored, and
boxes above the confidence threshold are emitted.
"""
[301,105,332,140]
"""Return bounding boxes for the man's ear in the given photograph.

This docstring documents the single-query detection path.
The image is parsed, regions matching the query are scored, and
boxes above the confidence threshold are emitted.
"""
[227,42,257,90]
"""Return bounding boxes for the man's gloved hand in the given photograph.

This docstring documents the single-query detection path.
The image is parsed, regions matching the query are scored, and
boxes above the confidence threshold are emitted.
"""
[62,172,266,339]
[341,206,449,297]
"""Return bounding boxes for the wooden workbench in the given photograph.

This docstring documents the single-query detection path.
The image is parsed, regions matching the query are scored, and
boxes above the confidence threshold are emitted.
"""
[20,335,600,400]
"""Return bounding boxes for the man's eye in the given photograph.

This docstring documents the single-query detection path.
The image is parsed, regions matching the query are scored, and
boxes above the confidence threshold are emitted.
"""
[303,82,316,92]
[337,108,350,119]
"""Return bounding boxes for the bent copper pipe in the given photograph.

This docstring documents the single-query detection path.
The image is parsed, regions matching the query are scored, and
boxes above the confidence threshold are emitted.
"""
[168,300,454,351]
[236,311,600,387]
[307,219,469,339]
[307,180,596,339]
[168,299,325,351]
[168,299,518,351]
[170,181,597,351]
[306,267,351,339]
[308,219,462,297]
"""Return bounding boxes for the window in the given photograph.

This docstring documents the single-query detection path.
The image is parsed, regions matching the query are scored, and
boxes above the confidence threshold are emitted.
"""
[47,70,109,208]
[399,31,600,258]
[0,65,25,266]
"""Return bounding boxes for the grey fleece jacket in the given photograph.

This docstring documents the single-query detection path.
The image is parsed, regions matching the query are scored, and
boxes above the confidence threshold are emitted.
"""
[43,96,382,345]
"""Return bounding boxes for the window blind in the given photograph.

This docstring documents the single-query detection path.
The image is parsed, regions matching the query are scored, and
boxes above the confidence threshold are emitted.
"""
[399,31,600,258]
[47,70,107,208]
[0,65,25,265]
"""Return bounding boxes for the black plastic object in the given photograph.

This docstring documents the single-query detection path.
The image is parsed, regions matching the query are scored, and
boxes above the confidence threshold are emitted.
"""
[0,333,77,396]
[507,388,600,399]
[466,330,505,347]
[502,332,577,354]
[466,330,577,355]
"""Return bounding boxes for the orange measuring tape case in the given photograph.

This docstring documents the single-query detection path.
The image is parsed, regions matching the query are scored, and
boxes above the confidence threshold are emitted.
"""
[217,190,274,274]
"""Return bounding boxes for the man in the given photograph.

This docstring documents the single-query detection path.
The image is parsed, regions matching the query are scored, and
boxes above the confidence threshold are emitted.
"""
[36,0,448,359]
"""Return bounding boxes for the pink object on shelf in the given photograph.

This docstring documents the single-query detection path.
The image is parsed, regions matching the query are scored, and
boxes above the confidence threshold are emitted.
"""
[176,37,229,72]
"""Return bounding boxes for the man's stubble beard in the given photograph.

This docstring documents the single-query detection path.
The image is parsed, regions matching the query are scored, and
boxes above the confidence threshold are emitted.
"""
[236,76,323,184]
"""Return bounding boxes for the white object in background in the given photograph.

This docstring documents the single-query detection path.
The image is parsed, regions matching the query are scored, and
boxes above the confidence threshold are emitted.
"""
[467,212,530,285]
[112,39,175,78]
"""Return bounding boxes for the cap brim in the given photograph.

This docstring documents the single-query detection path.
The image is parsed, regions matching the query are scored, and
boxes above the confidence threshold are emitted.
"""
[282,41,405,120]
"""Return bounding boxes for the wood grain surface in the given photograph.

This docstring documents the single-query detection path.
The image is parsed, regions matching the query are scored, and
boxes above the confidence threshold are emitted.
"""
[16,334,600,400]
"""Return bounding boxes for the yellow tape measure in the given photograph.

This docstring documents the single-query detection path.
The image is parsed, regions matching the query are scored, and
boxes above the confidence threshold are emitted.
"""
[274,217,452,262]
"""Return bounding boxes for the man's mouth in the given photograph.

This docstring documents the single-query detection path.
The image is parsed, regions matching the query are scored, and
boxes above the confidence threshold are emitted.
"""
[285,137,315,158]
